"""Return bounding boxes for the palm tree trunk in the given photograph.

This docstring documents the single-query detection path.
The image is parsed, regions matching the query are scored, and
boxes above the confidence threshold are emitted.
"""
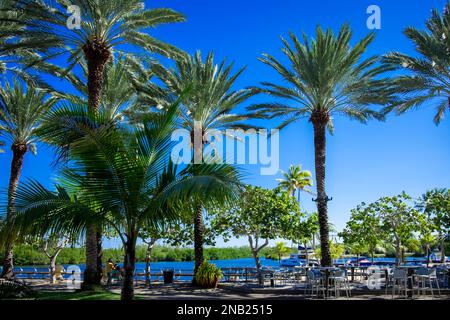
[83,224,99,286]
[440,239,446,263]
[96,230,103,282]
[193,204,204,276]
[81,37,110,286]
[121,238,136,301]
[1,143,27,279]
[83,37,111,112]
[304,241,309,266]
[312,121,331,266]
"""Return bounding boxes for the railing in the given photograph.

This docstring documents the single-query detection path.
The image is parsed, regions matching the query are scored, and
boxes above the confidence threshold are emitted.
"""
[9,265,450,288]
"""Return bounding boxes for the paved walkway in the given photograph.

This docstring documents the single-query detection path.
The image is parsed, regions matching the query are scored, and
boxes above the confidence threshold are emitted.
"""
[24,279,450,300]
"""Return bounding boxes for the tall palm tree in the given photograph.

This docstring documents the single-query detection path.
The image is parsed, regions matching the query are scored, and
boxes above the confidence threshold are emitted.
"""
[249,25,391,266]
[277,164,313,204]
[4,0,185,285]
[0,81,56,278]
[382,3,450,124]
[139,51,254,274]
[12,105,241,300]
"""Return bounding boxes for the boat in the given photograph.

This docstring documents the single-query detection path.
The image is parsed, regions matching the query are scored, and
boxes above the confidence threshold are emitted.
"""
[430,250,448,263]
[280,245,319,267]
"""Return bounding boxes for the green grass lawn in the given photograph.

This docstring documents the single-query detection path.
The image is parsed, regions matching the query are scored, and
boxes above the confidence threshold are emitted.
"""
[34,289,145,300]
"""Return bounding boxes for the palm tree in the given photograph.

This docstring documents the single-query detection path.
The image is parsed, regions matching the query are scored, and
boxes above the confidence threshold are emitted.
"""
[12,105,241,300]
[4,1,185,285]
[35,55,156,285]
[0,81,56,278]
[382,3,450,124]
[139,51,254,274]
[249,25,391,266]
[277,164,313,204]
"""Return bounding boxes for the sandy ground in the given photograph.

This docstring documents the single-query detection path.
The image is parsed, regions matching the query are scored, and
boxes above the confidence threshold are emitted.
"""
[22,279,450,300]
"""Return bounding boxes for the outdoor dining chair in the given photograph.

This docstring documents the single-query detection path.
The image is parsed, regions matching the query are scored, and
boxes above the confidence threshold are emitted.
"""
[390,268,413,299]
[304,269,325,298]
[329,269,351,298]
[415,267,441,297]
[436,267,449,288]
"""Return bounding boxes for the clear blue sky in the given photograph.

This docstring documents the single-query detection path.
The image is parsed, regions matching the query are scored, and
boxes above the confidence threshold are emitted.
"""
[1,0,449,248]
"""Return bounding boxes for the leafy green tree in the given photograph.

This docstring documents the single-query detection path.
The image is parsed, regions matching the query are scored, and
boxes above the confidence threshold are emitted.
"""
[419,188,450,262]
[140,51,255,275]
[315,240,345,260]
[249,25,391,266]
[420,232,437,267]
[277,164,313,204]
[212,185,300,270]
[273,242,291,263]
[382,3,450,124]
[370,192,427,265]
[340,202,384,263]
[286,212,319,264]
[0,82,56,279]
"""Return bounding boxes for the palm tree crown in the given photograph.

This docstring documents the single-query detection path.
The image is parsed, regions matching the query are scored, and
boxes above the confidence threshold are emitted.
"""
[141,51,255,136]
[7,0,185,111]
[249,25,389,128]
[0,80,56,154]
[277,164,313,201]
[382,3,450,124]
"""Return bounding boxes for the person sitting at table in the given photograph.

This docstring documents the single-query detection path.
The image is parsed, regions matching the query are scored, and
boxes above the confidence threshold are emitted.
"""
[105,259,115,285]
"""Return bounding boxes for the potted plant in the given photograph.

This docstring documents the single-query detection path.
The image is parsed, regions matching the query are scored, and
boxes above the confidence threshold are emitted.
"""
[194,261,223,288]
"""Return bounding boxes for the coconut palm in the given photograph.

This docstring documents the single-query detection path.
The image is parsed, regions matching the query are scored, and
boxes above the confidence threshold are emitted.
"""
[382,3,450,124]
[249,25,391,266]
[0,81,57,278]
[277,164,313,204]
[138,51,254,274]
[12,104,241,300]
[35,55,155,284]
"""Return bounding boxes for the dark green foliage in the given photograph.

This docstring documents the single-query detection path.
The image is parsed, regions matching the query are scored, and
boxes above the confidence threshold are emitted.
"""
[0,279,37,299]
[10,245,269,265]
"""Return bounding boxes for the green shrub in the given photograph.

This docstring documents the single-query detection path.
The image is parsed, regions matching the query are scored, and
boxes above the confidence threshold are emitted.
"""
[194,261,222,288]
